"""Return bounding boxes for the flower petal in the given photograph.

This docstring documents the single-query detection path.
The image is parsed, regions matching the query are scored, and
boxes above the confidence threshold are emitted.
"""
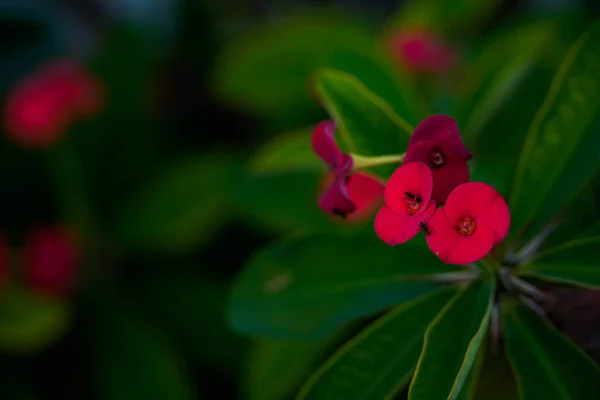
[345,172,385,222]
[444,182,500,224]
[408,115,471,160]
[311,120,342,168]
[479,194,511,245]
[384,162,433,215]
[375,202,435,246]
[403,141,470,205]
[426,207,495,265]
[318,173,355,217]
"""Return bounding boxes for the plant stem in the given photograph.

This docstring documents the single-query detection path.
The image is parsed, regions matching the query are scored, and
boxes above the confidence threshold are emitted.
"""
[350,153,405,170]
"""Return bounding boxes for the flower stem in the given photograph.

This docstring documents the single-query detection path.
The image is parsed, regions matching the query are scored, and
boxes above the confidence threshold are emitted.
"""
[350,153,405,170]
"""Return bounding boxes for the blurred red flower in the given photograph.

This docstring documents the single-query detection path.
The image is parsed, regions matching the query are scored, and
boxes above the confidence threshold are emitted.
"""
[387,29,458,74]
[3,59,104,148]
[404,115,471,205]
[374,162,436,245]
[425,182,510,265]
[24,227,80,297]
[312,120,384,221]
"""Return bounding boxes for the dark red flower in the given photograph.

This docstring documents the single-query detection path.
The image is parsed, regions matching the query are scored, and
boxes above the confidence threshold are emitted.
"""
[24,227,79,297]
[374,162,436,245]
[425,182,510,265]
[312,120,384,220]
[387,29,458,74]
[3,59,104,148]
[404,115,471,205]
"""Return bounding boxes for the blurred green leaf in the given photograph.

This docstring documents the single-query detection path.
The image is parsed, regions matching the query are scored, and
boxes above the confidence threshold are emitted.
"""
[386,0,500,34]
[314,68,411,177]
[228,231,468,339]
[455,343,486,400]
[455,21,556,142]
[297,286,457,400]
[518,236,600,289]
[212,13,376,116]
[408,279,495,400]
[93,296,196,400]
[248,127,322,174]
[112,154,236,252]
[212,11,424,123]
[0,289,69,353]
[503,299,600,400]
[510,23,600,236]
[137,272,248,372]
[231,170,342,233]
[246,338,333,400]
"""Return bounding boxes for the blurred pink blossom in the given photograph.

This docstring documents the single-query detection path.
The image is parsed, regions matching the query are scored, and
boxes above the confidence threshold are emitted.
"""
[387,29,458,74]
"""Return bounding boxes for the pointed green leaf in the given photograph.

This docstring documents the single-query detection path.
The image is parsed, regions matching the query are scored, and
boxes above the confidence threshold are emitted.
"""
[503,300,600,400]
[112,155,236,252]
[518,236,600,289]
[510,23,600,235]
[0,289,70,353]
[248,127,321,174]
[228,231,469,339]
[314,68,412,177]
[297,286,458,399]
[408,279,495,400]
[246,338,334,400]
[456,21,556,142]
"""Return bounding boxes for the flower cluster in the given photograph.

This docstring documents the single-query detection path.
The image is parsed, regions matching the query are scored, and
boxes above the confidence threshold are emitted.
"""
[311,115,510,265]
[375,116,510,265]
[3,59,104,148]
[311,120,385,222]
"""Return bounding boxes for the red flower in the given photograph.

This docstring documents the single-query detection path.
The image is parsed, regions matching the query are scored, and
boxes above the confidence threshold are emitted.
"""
[387,29,458,74]
[312,120,384,220]
[425,182,510,265]
[404,115,471,205]
[24,227,80,297]
[374,162,436,245]
[3,59,104,148]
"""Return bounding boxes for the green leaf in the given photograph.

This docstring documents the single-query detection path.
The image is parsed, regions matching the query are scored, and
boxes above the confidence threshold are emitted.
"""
[502,300,600,400]
[231,170,338,233]
[212,12,424,123]
[454,343,486,400]
[246,338,334,400]
[408,279,495,400]
[455,21,556,142]
[248,127,322,174]
[92,294,196,400]
[228,231,469,339]
[314,68,412,177]
[112,154,236,252]
[297,286,458,400]
[0,289,70,353]
[136,272,248,372]
[509,22,600,236]
[517,236,600,289]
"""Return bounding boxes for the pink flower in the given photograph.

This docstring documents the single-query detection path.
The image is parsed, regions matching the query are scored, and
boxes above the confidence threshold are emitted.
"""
[3,59,104,148]
[404,115,471,205]
[24,227,79,297]
[312,120,384,220]
[374,162,436,245]
[387,29,458,74]
[425,182,510,265]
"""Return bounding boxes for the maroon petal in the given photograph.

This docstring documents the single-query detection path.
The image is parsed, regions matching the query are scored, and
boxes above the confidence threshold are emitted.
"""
[430,153,469,205]
[318,173,356,218]
[408,115,471,161]
[311,120,343,168]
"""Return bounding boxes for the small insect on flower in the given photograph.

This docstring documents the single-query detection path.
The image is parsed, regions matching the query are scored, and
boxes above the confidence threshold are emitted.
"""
[418,220,433,236]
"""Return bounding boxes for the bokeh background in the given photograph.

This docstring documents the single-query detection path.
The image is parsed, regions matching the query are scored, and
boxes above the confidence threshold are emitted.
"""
[0,0,599,399]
